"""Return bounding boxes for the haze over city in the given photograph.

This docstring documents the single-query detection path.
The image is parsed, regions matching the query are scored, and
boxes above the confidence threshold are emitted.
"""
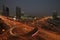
[0,0,60,16]
[0,0,60,40]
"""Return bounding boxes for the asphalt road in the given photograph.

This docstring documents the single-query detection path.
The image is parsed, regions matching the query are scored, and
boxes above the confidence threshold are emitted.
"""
[0,16,60,40]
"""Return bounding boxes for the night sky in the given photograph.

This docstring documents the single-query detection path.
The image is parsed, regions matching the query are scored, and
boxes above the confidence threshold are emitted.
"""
[0,0,60,16]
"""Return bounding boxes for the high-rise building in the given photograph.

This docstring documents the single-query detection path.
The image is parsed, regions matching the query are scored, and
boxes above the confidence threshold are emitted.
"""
[2,5,5,16]
[5,7,9,17]
[2,5,9,17]
[16,7,21,19]
[52,10,58,20]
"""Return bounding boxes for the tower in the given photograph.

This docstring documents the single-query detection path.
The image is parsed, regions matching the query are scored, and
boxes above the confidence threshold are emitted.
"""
[2,5,5,16]
[5,7,9,17]
[2,5,9,17]
[16,7,21,19]
[52,10,58,20]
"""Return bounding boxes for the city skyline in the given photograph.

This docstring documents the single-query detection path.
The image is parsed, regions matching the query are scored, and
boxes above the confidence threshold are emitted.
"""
[0,0,60,16]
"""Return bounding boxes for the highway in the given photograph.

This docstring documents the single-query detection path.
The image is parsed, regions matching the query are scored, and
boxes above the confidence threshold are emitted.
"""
[29,16,60,40]
[0,15,39,40]
[0,15,60,40]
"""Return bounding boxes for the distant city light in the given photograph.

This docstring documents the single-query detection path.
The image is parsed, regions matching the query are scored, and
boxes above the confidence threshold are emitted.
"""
[13,17,16,20]
[13,16,16,20]
[34,17,37,20]
[2,29,5,32]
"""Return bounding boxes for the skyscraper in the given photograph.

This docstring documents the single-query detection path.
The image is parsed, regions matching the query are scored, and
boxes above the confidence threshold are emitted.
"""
[52,10,58,20]
[5,7,9,17]
[2,5,5,16]
[16,7,21,19]
[2,5,9,17]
